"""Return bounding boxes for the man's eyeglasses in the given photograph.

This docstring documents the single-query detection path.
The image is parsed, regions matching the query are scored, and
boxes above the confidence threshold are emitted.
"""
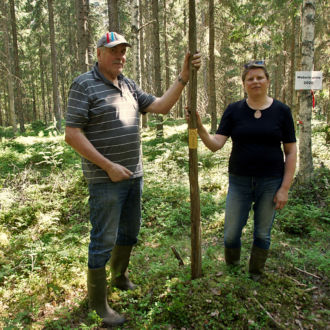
[244,60,265,69]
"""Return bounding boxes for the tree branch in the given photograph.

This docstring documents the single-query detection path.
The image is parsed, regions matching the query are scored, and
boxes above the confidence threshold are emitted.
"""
[171,246,184,266]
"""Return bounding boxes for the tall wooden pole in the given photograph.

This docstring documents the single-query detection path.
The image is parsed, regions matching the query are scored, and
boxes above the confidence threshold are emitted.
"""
[188,0,202,279]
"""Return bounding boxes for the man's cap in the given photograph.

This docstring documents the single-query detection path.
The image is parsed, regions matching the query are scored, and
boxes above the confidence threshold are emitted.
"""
[97,32,131,48]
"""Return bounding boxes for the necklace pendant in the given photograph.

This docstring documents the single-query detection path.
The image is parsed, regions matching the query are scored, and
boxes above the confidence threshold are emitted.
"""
[254,110,262,119]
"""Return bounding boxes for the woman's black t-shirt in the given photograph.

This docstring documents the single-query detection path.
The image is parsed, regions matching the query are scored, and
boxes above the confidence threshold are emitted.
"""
[216,99,296,177]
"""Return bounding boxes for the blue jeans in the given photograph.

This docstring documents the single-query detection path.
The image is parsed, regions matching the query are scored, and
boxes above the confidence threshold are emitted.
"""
[224,174,282,250]
[87,177,143,269]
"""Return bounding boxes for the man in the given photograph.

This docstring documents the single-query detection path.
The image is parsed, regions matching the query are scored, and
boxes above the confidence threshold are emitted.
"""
[65,32,201,326]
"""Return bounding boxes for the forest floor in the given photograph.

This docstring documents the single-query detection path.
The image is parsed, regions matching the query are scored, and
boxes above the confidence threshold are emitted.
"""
[0,117,329,329]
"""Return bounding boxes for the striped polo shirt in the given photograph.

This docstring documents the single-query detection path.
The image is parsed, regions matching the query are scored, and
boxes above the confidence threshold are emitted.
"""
[66,63,156,183]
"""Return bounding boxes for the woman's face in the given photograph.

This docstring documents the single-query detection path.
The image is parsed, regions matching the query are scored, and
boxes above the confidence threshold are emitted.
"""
[243,68,270,98]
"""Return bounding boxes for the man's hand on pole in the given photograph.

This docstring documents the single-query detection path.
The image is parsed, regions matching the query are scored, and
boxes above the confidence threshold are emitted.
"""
[180,51,202,83]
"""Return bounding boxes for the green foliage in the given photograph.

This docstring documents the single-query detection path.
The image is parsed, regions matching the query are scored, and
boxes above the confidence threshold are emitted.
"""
[276,160,330,236]
[276,204,318,235]
[30,121,47,134]
[0,127,16,138]
[0,122,329,329]
[0,148,24,174]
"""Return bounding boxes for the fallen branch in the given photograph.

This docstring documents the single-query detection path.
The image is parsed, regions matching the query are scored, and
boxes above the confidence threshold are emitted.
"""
[294,267,321,279]
[253,298,285,329]
[305,286,318,292]
[171,246,184,266]
[283,274,307,287]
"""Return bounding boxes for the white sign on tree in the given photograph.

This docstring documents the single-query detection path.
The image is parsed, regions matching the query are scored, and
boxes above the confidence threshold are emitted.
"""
[295,71,323,90]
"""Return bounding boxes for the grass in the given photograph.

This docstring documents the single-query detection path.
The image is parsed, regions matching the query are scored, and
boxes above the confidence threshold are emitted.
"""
[0,118,329,329]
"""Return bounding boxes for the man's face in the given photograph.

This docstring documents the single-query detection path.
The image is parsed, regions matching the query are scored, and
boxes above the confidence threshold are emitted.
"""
[97,44,127,81]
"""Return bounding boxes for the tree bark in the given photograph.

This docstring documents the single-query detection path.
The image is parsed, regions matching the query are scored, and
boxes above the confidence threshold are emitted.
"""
[107,0,120,32]
[87,0,94,69]
[289,10,296,112]
[38,35,47,124]
[188,0,202,280]
[163,0,170,91]
[152,0,163,138]
[9,0,24,132]
[76,0,89,73]
[131,0,140,84]
[47,0,62,130]
[208,0,217,133]
[139,0,148,128]
[298,0,316,183]
[1,0,17,133]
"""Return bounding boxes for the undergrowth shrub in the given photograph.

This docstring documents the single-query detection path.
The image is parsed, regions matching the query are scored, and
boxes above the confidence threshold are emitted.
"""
[0,149,26,176]
[27,143,64,168]
[293,164,329,206]
[0,203,41,233]
[0,126,15,138]
[276,165,330,235]
[1,140,26,152]
[142,184,191,234]
[276,204,315,235]
[30,121,47,135]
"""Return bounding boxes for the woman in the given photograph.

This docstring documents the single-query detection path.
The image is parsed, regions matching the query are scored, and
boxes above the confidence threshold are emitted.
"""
[194,61,297,280]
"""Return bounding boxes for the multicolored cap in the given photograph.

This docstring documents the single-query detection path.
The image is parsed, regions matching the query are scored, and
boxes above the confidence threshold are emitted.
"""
[97,32,131,48]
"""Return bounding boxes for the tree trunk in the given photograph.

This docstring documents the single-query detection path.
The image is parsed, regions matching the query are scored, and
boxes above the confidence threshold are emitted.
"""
[32,78,37,121]
[163,0,170,91]
[47,0,62,130]
[131,0,140,83]
[188,0,202,280]
[9,0,24,132]
[1,0,17,133]
[144,0,154,93]
[208,0,217,133]
[76,0,89,73]
[46,69,52,123]
[87,0,94,69]
[107,0,120,32]
[289,10,296,112]
[280,24,288,104]
[274,56,281,99]
[139,0,148,128]
[152,0,163,138]
[177,58,184,118]
[38,35,47,124]
[326,85,330,144]
[298,0,316,183]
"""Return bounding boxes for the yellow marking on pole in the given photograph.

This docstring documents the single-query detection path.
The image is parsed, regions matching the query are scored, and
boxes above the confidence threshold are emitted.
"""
[189,128,198,149]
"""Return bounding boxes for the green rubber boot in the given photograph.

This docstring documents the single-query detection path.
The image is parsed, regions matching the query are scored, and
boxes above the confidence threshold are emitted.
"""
[224,247,241,266]
[110,245,137,290]
[87,267,125,326]
[249,245,269,281]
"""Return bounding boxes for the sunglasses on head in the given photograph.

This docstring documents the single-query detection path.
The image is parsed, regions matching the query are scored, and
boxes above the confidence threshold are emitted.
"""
[244,60,265,69]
